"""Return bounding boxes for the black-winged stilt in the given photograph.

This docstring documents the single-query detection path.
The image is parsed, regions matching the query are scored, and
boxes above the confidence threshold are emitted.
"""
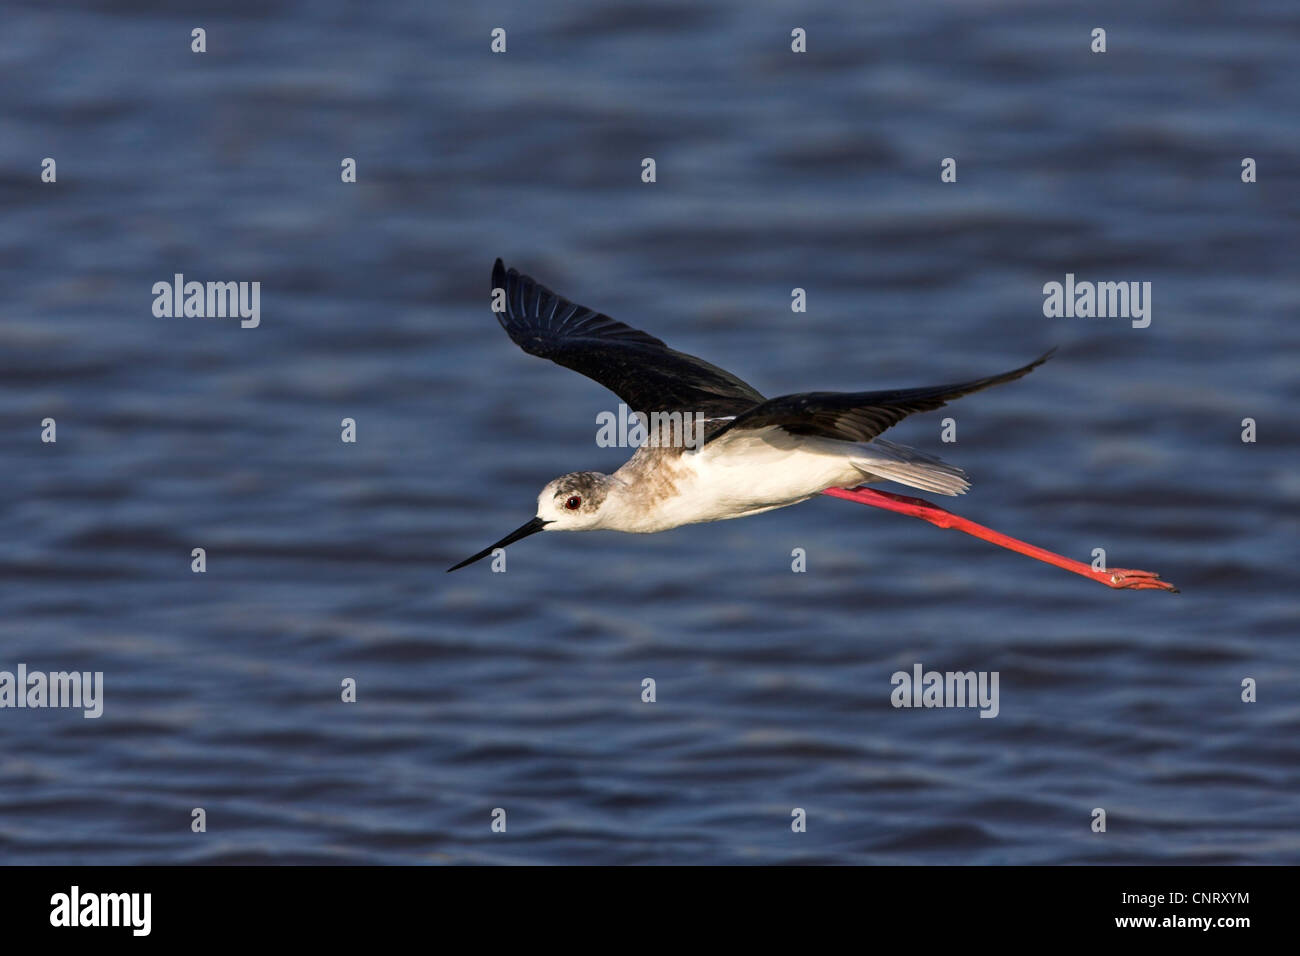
[448,260,1176,592]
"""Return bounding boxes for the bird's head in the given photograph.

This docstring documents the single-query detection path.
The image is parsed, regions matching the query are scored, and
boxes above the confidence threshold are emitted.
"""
[536,471,613,530]
[446,471,613,571]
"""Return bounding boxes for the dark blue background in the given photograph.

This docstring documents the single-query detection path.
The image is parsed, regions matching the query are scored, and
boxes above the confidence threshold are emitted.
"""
[1,0,1296,863]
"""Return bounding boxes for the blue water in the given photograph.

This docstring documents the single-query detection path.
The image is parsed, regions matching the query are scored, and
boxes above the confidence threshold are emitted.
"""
[1,0,1297,864]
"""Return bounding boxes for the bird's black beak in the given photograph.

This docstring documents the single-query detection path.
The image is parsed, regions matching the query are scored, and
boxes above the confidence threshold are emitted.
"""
[446,517,550,572]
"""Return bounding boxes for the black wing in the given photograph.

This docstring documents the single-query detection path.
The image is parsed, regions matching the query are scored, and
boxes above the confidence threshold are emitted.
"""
[707,349,1055,445]
[490,259,765,417]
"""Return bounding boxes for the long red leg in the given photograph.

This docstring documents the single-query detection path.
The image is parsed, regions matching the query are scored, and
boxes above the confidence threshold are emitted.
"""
[821,486,1178,592]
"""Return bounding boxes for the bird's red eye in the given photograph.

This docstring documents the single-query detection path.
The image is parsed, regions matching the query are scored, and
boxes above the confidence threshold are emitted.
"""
[565,496,582,510]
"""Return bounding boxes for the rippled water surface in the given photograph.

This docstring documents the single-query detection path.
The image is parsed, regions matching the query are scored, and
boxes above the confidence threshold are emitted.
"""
[1,0,1297,864]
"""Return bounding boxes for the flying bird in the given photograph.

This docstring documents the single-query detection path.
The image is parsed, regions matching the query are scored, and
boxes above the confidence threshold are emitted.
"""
[448,259,1176,592]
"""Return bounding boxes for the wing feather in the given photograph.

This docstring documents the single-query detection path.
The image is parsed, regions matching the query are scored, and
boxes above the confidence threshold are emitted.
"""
[490,259,765,417]
[707,350,1055,444]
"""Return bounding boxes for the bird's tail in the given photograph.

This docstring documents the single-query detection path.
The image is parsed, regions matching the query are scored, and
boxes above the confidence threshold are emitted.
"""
[850,439,970,496]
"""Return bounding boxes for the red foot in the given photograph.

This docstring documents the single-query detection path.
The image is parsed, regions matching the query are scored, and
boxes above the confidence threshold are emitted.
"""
[822,486,1179,594]
[1097,568,1179,592]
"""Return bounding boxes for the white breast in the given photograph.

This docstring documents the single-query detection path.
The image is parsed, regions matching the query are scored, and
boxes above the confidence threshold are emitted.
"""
[605,428,865,532]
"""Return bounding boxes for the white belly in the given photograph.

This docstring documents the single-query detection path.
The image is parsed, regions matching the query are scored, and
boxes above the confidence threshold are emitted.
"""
[608,430,864,532]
